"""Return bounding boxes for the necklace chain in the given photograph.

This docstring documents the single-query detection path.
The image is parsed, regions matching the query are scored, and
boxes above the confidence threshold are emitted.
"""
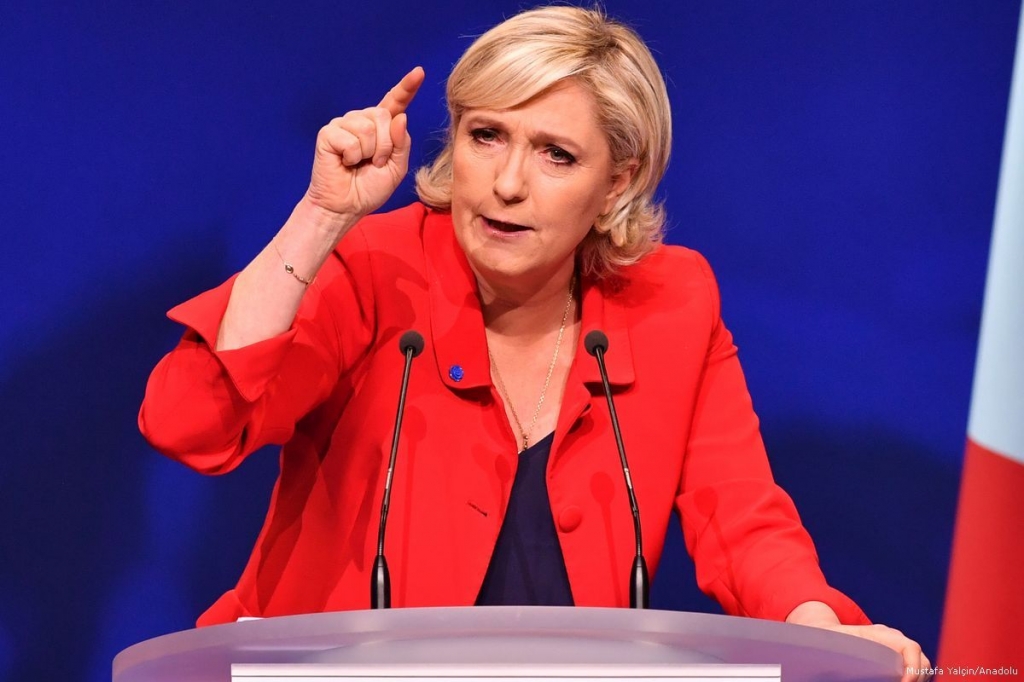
[488,276,576,453]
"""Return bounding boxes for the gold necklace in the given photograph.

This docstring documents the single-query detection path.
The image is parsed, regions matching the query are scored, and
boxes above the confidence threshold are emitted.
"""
[488,277,576,452]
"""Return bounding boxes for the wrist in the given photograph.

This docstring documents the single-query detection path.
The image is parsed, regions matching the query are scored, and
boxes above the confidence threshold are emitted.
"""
[271,198,360,282]
[295,193,362,239]
[786,601,842,626]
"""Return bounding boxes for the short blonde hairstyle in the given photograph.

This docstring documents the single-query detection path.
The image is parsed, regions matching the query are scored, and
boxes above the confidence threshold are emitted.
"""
[415,5,672,279]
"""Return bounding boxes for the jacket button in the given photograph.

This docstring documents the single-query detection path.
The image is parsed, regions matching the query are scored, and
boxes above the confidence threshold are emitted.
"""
[557,506,582,533]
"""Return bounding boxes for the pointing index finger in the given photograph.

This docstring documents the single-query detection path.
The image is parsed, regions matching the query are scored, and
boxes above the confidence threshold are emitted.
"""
[378,66,425,116]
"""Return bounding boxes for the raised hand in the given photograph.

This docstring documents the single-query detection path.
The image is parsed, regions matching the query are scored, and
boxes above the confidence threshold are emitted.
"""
[305,67,425,227]
[215,68,425,352]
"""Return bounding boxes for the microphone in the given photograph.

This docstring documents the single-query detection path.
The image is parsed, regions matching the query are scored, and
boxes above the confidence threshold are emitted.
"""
[372,330,425,609]
[585,330,649,609]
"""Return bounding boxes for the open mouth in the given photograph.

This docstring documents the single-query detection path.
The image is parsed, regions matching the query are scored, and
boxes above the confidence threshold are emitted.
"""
[484,217,532,233]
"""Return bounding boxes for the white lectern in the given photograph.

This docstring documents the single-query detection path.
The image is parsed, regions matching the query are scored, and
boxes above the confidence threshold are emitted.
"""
[112,607,902,682]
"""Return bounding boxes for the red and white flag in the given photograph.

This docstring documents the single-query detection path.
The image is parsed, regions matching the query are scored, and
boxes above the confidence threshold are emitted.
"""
[939,7,1024,676]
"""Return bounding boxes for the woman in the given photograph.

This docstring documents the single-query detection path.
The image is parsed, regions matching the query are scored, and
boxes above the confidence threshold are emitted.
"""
[140,6,929,679]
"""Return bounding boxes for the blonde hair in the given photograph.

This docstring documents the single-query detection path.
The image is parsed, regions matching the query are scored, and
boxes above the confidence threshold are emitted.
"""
[415,5,672,278]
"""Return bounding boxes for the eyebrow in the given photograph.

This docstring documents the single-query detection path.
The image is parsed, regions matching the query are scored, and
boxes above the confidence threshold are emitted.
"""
[462,113,585,152]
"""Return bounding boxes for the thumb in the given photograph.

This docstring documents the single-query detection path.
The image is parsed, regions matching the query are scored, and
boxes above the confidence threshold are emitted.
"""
[389,113,412,167]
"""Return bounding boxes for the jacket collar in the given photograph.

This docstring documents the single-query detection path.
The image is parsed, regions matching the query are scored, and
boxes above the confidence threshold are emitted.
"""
[576,275,635,388]
[423,208,634,392]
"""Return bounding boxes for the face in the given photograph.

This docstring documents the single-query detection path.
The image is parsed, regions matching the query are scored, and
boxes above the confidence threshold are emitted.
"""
[450,79,633,295]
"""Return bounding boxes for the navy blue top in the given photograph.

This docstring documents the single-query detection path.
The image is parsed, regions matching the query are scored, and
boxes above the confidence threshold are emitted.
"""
[476,432,575,606]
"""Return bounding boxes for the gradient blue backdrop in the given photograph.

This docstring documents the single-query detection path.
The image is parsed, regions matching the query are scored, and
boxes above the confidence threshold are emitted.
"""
[1,2,1020,680]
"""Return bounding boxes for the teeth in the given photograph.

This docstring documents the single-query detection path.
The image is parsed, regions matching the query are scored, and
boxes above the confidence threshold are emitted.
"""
[488,218,527,231]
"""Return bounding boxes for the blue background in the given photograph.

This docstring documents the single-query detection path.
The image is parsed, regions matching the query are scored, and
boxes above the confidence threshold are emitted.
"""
[0,2,1020,680]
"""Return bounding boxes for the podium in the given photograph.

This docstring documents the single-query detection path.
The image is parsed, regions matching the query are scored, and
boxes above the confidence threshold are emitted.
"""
[113,607,902,682]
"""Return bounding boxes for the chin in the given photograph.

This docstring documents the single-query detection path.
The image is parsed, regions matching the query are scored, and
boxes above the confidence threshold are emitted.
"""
[468,248,530,283]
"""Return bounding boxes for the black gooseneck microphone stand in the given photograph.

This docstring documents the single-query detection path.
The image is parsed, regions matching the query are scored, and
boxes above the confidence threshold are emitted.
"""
[371,330,425,609]
[585,330,649,609]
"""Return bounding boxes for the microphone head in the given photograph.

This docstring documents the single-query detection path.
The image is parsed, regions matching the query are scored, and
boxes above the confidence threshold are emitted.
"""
[584,330,609,356]
[398,330,425,357]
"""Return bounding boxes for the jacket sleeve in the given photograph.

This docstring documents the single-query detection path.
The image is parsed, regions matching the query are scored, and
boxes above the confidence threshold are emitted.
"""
[675,252,870,625]
[138,226,377,475]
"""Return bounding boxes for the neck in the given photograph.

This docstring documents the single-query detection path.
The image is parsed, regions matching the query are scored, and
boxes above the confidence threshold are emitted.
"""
[477,263,577,340]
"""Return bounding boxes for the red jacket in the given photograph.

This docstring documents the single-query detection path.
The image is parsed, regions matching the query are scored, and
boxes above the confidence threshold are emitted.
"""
[139,203,869,626]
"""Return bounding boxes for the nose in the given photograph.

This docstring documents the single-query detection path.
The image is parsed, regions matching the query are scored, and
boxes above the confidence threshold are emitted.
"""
[492,146,528,204]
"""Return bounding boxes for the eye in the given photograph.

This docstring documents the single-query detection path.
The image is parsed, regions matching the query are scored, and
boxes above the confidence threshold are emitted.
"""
[469,128,499,144]
[546,146,576,165]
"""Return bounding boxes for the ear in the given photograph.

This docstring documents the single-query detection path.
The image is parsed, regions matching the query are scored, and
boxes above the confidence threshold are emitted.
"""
[602,159,638,215]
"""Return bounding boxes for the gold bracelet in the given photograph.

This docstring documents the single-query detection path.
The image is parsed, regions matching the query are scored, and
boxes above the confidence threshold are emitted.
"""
[271,241,315,286]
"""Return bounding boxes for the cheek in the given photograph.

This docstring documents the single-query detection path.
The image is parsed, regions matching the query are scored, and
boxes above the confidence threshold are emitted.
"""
[559,186,610,228]
[450,152,480,209]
